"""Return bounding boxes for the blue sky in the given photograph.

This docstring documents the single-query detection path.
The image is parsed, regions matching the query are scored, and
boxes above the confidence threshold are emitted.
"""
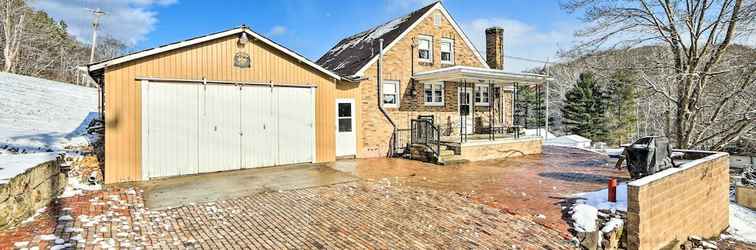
[34,0,582,72]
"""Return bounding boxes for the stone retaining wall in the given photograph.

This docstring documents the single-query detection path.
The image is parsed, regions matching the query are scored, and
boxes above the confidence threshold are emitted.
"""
[0,157,66,229]
[626,151,729,250]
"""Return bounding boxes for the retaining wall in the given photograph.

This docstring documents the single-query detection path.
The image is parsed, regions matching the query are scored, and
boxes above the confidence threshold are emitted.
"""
[626,151,730,250]
[0,157,66,229]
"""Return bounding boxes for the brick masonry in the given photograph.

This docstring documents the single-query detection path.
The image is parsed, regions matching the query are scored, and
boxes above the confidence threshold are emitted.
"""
[626,151,730,250]
[736,185,756,210]
[355,9,514,158]
[458,138,543,162]
[0,158,65,229]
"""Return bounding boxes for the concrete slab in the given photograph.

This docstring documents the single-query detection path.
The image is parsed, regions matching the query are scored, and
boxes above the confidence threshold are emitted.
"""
[141,163,358,209]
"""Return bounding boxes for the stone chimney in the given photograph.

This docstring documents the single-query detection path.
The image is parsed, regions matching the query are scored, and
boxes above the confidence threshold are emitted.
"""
[485,27,504,70]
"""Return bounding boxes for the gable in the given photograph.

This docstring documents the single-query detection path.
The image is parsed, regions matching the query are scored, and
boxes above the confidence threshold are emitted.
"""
[90,27,341,81]
[316,2,488,77]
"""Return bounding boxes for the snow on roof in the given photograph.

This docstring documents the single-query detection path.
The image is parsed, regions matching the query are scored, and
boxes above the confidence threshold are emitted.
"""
[316,2,437,76]
[0,72,97,154]
[545,134,592,146]
[0,152,59,184]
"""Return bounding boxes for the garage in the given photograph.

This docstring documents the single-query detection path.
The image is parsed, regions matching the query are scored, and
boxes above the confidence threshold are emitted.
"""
[141,79,315,179]
[88,26,345,183]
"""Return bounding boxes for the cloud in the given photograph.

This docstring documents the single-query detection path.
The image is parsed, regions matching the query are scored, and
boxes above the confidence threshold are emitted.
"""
[30,0,177,46]
[463,18,577,73]
[268,25,287,37]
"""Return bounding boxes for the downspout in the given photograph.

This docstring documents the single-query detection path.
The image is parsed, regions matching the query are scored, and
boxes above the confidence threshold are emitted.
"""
[376,39,397,155]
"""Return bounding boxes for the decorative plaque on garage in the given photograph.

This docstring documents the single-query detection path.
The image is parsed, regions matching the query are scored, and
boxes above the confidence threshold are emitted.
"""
[234,52,251,68]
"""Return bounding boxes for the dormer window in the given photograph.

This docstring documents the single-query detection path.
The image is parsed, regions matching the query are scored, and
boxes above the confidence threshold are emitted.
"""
[440,38,454,64]
[417,35,432,63]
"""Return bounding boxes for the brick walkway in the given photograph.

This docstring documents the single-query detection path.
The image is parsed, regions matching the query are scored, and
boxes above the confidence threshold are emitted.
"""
[2,179,574,249]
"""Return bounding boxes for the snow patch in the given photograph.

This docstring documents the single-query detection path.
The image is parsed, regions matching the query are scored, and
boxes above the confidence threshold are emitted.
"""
[0,152,59,184]
[573,183,628,212]
[723,202,756,244]
[571,204,598,232]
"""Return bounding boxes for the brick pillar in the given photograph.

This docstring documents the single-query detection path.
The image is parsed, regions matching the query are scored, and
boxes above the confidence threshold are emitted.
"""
[485,27,504,70]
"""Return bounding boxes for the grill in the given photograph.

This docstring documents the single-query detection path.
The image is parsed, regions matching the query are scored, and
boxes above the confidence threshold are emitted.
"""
[626,136,675,179]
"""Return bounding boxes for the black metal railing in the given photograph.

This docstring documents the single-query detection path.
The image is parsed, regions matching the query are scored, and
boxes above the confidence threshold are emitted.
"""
[391,128,412,156]
[411,119,441,157]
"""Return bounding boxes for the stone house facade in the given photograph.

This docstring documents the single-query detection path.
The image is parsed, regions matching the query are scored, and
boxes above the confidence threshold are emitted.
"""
[318,2,536,158]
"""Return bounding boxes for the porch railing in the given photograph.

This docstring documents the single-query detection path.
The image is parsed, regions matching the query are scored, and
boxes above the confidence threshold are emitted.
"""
[410,119,441,157]
[391,128,412,156]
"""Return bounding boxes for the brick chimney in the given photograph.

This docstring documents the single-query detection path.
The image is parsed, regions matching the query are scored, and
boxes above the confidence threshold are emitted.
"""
[485,27,504,70]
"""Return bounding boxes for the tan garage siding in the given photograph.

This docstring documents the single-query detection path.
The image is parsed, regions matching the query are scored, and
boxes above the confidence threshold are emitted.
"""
[103,35,340,183]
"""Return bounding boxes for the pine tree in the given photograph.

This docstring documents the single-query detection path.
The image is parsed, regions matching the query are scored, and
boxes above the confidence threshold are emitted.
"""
[606,71,638,146]
[561,72,610,141]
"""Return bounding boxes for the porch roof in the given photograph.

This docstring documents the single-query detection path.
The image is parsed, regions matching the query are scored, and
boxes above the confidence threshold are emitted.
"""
[412,66,550,85]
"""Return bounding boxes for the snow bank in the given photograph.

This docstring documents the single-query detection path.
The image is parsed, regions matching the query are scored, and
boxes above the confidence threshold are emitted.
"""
[723,202,756,244]
[571,204,598,232]
[0,72,96,154]
[0,152,59,184]
[573,183,628,212]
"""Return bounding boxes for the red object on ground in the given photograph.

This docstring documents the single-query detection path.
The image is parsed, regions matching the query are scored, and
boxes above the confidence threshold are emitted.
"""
[608,178,618,202]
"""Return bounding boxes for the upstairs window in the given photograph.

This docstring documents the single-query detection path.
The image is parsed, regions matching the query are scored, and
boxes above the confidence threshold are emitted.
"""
[475,85,489,105]
[424,82,444,106]
[433,14,442,27]
[417,35,432,63]
[382,80,399,107]
[440,38,454,64]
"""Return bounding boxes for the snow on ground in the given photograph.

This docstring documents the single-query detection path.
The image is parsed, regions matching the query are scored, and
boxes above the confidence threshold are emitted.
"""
[0,72,96,183]
[723,202,756,244]
[0,152,59,184]
[573,183,628,212]
[570,204,598,232]
[0,72,96,155]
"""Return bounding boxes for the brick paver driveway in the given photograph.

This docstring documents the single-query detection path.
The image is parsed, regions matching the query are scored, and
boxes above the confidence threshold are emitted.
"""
[2,179,573,249]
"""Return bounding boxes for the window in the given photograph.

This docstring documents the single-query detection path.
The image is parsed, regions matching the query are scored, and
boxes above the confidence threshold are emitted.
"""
[417,35,432,63]
[440,38,454,64]
[424,82,444,106]
[475,85,489,105]
[433,14,442,27]
[337,102,352,132]
[382,80,399,107]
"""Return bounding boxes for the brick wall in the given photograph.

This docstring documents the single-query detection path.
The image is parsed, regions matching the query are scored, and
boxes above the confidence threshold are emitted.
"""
[626,151,730,250]
[459,138,543,161]
[736,186,756,210]
[0,158,66,229]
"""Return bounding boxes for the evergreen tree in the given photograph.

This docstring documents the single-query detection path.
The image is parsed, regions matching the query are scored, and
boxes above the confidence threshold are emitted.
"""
[606,71,638,146]
[561,72,610,141]
[513,85,545,129]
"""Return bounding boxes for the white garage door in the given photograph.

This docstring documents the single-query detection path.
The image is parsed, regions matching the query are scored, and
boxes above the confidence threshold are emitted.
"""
[141,81,315,180]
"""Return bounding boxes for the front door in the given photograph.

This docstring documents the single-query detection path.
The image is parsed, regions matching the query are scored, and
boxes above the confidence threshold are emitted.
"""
[458,87,473,134]
[336,99,356,156]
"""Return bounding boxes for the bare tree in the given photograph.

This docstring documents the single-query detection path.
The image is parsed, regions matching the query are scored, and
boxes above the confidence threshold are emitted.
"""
[563,0,756,150]
[1,0,28,73]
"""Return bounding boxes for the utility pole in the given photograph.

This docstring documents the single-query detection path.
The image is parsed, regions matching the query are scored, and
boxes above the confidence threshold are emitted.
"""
[88,8,106,63]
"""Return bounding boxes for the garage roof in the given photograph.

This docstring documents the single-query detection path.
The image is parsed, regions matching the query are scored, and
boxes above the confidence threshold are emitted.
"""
[87,26,342,80]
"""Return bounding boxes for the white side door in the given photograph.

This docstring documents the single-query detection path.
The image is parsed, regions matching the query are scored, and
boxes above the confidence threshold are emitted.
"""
[275,87,315,165]
[198,84,242,173]
[458,87,474,134]
[241,85,276,168]
[142,81,200,179]
[335,99,356,156]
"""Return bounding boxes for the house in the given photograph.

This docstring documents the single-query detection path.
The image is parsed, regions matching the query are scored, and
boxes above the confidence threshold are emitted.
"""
[88,1,549,183]
[317,1,548,161]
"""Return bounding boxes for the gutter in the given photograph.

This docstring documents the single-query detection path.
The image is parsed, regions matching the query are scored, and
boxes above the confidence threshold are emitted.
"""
[376,38,397,130]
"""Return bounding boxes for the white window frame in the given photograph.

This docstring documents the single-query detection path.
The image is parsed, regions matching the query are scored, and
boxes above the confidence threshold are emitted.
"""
[417,35,433,63]
[423,82,444,106]
[440,38,454,65]
[433,13,442,27]
[475,85,490,106]
[382,80,400,108]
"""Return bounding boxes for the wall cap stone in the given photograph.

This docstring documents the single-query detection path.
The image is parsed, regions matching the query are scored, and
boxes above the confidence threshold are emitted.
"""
[628,150,728,187]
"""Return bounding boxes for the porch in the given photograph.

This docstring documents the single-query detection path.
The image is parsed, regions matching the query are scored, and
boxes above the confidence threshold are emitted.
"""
[392,66,551,164]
